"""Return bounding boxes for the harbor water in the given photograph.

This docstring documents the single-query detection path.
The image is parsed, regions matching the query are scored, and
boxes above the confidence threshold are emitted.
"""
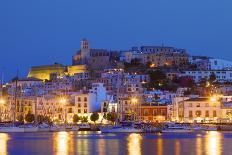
[0,131,231,155]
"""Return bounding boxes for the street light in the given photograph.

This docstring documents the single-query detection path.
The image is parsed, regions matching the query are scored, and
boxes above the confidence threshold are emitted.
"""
[131,98,138,103]
[59,98,67,104]
[210,97,217,102]
[0,98,5,104]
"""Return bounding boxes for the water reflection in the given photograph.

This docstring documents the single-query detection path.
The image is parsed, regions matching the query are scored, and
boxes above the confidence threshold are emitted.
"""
[98,139,106,155]
[53,132,74,155]
[127,133,142,155]
[175,140,180,155]
[196,134,203,155]
[205,131,222,155]
[157,135,163,155]
[0,133,9,155]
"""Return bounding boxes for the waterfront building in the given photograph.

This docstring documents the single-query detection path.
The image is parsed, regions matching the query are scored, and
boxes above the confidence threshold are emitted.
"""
[117,95,142,121]
[140,104,167,122]
[74,83,107,115]
[178,97,222,123]
[8,96,36,122]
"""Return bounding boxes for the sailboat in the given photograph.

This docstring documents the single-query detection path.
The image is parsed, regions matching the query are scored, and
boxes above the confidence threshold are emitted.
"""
[0,73,39,133]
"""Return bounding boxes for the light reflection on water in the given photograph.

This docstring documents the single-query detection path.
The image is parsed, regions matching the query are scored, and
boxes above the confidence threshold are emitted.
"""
[127,133,142,155]
[0,133,10,155]
[205,131,222,155]
[53,132,74,155]
[0,131,229,154]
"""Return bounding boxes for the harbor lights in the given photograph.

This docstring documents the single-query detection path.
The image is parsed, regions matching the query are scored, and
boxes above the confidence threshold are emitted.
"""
[0,98,5,104]
[59,97,67,124]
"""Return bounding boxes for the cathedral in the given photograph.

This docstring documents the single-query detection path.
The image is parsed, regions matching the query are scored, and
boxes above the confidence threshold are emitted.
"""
[72,39,119,70]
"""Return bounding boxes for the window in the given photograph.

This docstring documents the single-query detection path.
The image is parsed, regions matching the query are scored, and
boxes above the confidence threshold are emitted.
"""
[78,109,81,113]
[84,97,87,102]
[161,109,166,116]
[195,111,201,117]
[205,110,209,117]
[189,111,193,118]
[84,103,87,107]
[78,97,81,102]
[78,103,81,108]
[153,109,157,116]
[84,109,87,113]
[196,103,200,107]
[213,111,217,117]
[144,109,149,116]
[68,108,72,113]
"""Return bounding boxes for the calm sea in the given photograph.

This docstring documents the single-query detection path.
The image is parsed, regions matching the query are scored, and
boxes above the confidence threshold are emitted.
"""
[0,131,231,155]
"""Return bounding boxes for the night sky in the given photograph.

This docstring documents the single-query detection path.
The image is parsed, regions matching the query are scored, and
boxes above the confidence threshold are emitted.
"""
[0,0,232,81]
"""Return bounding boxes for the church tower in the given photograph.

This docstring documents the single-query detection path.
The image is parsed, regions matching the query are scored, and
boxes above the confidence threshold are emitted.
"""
[80,38,90,64]
[81,38,89,49]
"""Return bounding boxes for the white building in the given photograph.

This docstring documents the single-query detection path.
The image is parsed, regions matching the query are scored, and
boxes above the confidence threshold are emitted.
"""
[74,83,107,115]
[208,59,232,70]
[182,70,232,83]
[178,97,222,123]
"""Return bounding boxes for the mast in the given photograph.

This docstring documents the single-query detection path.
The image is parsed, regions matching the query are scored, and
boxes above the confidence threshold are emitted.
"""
[13,71,18,125]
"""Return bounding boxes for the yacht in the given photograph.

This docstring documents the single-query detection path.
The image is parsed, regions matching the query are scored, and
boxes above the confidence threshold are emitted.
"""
[161,124,193,133]
[38,123,50,132]
[100,122,144,133]
[0,126,25,133]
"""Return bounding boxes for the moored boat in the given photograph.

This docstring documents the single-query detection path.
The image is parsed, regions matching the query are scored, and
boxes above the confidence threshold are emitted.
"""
[100,122,144,133]
[161,123,193,133]
[0,126,25,133]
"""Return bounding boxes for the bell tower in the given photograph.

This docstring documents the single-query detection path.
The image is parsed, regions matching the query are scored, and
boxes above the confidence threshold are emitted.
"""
[80,38,90,64]
[81,38,89,50]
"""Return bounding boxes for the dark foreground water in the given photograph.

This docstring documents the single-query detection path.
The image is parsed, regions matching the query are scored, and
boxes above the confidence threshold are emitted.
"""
[0,131,232,155]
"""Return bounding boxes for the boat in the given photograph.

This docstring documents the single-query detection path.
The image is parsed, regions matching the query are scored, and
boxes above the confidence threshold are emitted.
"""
[78,123,91,131]
[0,126,25,133]
[161,124,193,133]
[100,126,144,133]
[205,126,218,131]
[23,125,38,132]
[100,122,144,133]
[50,125,66,132]
[65,125,79,131]
[38,123,50,132]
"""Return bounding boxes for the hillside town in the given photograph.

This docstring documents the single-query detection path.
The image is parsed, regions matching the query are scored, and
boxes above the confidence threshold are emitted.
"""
[1,39,232,132]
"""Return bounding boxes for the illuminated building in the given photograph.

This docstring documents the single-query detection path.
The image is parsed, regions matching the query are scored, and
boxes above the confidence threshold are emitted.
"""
[140,104,167,122]
[72,39,119,70]
[178,97,222,123]
[27,63,87,81]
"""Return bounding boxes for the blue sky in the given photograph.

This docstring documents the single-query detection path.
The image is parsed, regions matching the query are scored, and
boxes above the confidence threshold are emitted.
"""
[0,0,232,81]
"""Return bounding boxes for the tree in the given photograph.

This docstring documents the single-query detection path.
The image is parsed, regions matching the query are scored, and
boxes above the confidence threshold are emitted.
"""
[200,78,207,87]
[81,116,88,123]
[90,112,99,123]
[209,73,216,84]
[73,114,80,124]
[177,76,195,88]
[25,112,35,123]
[17,114,24,123]
[37,115,45,124]
[44,116,52,124]
[106,112,118,124]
